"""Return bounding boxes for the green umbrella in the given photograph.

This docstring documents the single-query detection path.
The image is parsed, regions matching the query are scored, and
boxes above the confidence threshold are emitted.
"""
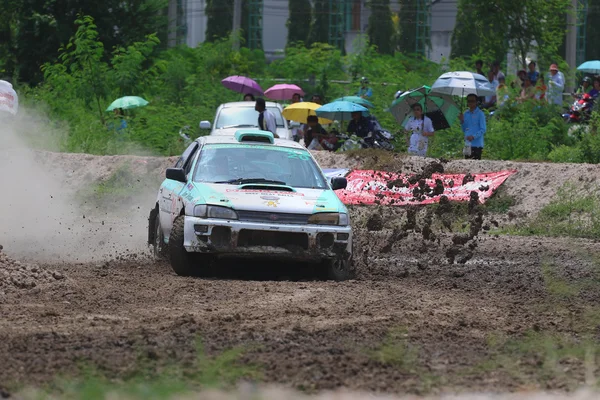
[106,96,149,112]
[389,85,459,131]
[333,96,375,108]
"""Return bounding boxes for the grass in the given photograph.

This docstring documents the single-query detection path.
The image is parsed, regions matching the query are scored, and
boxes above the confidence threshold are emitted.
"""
[504,183,600,239]
[484,188,516,213]
[23,338,261,400]
[541,260,581,300]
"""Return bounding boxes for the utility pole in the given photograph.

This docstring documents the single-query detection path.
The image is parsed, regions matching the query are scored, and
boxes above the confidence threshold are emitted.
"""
[565,0,578,92]
[232,0,242,51]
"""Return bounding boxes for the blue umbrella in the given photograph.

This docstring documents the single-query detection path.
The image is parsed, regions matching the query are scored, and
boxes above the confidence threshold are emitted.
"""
[315,101,369,122]
[577,60,600,74]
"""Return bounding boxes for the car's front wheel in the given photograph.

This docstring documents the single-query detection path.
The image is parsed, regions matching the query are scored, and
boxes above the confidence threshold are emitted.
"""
[169,215,195,276]
[325,257,354,281]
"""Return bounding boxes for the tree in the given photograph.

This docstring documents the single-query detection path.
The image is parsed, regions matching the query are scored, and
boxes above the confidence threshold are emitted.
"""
[586,0,600,60]
[286,0,312,46]
[0,0,167,84]
[367,0,395,54]
[308,0,329,45]
[205,0,233,42]
[397,0,417,54]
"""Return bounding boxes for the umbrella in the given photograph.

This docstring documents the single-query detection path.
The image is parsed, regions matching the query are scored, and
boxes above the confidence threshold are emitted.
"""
[106,96,149,112]
[430,71,496,97]
[282,102,333,124]
[332,96,375,108]
[577,60,600,74]
[265,84,305,101]
[221,75,264,97]
[389,85,460,131]
[315,101,369,128]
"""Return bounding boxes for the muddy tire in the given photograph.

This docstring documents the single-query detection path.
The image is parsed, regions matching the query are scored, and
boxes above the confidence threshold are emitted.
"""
[325,257,354,281]
[152,212,168,260]
[169,215,194,276]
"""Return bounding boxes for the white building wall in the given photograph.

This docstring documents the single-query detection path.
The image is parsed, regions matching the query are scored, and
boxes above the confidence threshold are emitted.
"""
[262,0,288,57]
[186,0,206,47]
[430,0,457,63]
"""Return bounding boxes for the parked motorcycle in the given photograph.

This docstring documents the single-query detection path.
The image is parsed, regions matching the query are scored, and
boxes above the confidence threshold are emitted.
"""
[336,130,394,152]
[563,93,594,124]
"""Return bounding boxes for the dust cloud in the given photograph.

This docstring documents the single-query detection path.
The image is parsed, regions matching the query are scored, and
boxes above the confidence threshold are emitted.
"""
[0,110,152,263]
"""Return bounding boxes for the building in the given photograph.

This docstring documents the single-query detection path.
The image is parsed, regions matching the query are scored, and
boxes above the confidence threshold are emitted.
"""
[180,0,456,62]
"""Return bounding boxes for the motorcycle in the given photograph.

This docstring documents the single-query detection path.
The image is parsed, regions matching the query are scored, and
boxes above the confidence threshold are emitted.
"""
[336,130,394,152]
[563,93,594,124]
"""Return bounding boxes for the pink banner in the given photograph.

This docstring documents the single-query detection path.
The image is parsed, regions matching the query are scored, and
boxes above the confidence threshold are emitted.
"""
[336,169,517,206]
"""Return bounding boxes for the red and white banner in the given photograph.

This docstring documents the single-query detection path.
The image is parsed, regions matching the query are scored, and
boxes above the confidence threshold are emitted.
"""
[336,169,517,206]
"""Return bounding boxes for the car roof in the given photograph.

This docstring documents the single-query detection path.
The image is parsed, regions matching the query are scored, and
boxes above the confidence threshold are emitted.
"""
[197,134,306,150]
[220,101,280,108]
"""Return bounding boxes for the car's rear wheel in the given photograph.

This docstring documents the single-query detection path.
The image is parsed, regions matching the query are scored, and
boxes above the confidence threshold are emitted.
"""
[169,215,195,276]
[153,212,167,260]
[325,257,354,281]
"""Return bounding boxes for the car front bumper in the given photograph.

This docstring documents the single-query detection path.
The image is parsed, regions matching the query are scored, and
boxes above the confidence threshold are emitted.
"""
[183,216,352,261]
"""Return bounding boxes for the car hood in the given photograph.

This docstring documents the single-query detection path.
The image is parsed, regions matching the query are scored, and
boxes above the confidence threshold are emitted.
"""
[187,183,345,214]
[212,127,292,140]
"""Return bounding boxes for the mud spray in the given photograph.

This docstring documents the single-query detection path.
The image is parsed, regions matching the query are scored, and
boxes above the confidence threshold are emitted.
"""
[0,110,151,263]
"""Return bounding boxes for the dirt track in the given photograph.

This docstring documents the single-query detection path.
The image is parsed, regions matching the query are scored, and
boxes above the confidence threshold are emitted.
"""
[1,149,600,397]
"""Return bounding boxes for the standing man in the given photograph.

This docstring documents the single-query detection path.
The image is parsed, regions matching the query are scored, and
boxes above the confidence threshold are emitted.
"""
[255,98,279,138]
[547,64,565,106]
[459,94,486,160]
[357,77,373,99]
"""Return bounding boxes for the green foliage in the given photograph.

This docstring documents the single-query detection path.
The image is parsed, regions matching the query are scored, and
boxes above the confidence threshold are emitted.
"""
[205,0,233,41]
[286,0,312,47]
[397,0,417,55]
[367,0,395,55]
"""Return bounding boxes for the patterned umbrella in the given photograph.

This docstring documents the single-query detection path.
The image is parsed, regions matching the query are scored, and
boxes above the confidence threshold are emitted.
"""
[431,71,496,97]
[389,86,460,131]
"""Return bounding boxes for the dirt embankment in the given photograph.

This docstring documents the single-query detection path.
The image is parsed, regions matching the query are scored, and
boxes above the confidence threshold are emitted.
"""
[1,149,600,399]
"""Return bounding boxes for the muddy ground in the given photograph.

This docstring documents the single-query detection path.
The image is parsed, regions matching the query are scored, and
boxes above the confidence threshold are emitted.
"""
[1,149,600,398]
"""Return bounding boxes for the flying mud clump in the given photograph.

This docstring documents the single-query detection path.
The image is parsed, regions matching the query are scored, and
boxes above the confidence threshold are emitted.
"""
[0,244,65,296]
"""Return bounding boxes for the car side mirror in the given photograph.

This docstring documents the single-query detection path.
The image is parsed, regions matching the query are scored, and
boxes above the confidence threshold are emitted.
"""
[166,168,187,183]
[331,177,347,191]
[200,120,211,129]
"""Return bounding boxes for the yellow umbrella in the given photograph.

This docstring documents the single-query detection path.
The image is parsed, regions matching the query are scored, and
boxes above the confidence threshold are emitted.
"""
[282,102,333,124]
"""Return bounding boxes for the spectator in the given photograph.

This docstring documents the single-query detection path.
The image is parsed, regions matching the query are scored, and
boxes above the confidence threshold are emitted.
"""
[534,74,547,102]
[588,77,600,99]
[303,115,327,149]
[110,108,127,133]
[255,98,278,137]
[404,103,434,157]
[244,93,255,101]
[459,94,486,160]
[356,77,373,99]
[491,61,505,82]
[346,111,371,138]
[482,70,498,109]
[291,93,302,103]
[518,76,535,102]
[575,77,593,97]
[527,61,539,86]
[517,70,527,87]
[547,64,565,106]
[475,59,484,76]
[311,94,323,105]
[496,76,510,107]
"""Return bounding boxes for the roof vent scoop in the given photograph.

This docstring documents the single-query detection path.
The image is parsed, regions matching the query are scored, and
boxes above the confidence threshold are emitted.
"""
[235,130,274,144]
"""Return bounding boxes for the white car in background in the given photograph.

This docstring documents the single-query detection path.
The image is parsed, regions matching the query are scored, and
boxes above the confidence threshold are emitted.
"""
[200,101,292,140]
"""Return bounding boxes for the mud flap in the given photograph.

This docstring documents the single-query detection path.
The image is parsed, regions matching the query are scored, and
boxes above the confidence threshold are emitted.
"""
[148,206,158,246]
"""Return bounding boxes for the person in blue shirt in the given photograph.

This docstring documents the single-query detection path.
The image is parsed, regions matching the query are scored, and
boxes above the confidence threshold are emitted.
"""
[356,77,373,98]
[527,61,539,86]
[459,94,487,160]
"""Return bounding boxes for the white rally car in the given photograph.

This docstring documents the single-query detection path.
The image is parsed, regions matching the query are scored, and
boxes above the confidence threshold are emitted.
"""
[148,130,353,280]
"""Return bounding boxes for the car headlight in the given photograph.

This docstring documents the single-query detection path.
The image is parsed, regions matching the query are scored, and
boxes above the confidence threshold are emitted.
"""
[194,205,238,220]
[308,212,348,226]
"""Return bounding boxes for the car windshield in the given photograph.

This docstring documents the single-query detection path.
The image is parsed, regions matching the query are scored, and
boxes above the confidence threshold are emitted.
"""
[193,144,328,189]
[215,106,285,129]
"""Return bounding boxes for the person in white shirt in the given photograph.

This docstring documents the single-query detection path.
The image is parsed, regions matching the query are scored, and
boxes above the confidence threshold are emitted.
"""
[404,103,434,157]
[255,98,278,137]
[547,64,565,106]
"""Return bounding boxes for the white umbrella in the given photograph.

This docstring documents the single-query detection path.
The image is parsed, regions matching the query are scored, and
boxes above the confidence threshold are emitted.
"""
[430,71,496,97]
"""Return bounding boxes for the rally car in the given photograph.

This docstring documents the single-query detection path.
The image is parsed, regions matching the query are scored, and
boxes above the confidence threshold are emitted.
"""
[147,130,353,280]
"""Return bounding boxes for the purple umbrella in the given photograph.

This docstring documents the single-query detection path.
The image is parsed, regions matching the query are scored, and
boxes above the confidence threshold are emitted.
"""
[221,75,264,97]
[264,84,305,101]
